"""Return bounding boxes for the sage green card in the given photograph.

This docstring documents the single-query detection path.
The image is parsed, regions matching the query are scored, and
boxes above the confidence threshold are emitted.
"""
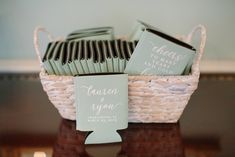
[108,40,119,72]
[68,41,80,76]
[66,27,114,41]
[75,74,128,144]
[124,24,196,76]
[50,41,63,75]
[104,40,114,72]
[115,40,125,72]
[95,41,108,73]
[90,40,102,73]
[75,41,86,74]
[61,42,73,76]
[85,40,96,74]
[43,42,56,75]
[79,40,91,74]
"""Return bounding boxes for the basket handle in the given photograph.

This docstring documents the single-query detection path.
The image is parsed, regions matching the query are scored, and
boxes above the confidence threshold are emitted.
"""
[33,26,55,67]
[186,24,207,76]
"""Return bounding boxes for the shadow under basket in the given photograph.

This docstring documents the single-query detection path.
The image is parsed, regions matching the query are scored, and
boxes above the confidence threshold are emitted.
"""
[34,25,206,123]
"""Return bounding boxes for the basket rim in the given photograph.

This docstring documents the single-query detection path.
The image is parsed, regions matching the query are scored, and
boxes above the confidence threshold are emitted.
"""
[39,68,199,81]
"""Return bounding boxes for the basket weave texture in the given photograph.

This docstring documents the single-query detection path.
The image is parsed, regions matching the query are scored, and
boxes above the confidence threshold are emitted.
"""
[34,25,206,123]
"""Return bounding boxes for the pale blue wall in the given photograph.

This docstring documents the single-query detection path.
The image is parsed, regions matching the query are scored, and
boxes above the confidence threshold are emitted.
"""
[0,0,234,60]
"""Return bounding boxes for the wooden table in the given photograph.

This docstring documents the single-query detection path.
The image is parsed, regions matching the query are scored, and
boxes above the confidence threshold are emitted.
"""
[0,73,235,157]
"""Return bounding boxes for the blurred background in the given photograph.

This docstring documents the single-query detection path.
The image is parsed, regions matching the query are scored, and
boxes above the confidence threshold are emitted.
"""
[0,0,235,73]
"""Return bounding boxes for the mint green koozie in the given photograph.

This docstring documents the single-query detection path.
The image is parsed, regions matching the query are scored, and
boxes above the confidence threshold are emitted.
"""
[75,74,128,144]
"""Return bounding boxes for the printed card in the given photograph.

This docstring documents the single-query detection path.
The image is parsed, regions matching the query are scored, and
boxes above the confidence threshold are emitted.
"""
[61,42,73,76]
[50,41,63,75]
[96,41,108,73]
[79,40,90,74]
[68,41,80,75]
[108,40,119,72]
[104,40,114,72]
[74,41,86,75]
[85,40,96,74]
[75,74,128,144]
[66,27,114,41]
[114,40,124,72]
[124,22,196,76]
[89,40,101,73]
[43,42,56,75]
[120,40,127,67]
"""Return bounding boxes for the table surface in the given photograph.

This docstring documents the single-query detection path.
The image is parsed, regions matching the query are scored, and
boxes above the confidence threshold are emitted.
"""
[0,73,235,157]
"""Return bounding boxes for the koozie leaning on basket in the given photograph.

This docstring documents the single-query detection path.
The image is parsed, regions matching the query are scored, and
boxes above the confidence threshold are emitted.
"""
[125,21,196,76]
[75,73,128,144]
[33,21,207,144]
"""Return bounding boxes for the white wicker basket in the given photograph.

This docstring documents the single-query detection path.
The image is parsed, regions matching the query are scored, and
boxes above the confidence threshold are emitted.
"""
[34,25,206,123]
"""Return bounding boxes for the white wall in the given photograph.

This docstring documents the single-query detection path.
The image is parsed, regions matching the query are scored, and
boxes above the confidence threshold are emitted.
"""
[0,0,234,61]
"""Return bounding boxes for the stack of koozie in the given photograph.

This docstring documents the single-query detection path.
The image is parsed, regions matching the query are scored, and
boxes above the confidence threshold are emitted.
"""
[42,21,196,76]
[42,27,138,75]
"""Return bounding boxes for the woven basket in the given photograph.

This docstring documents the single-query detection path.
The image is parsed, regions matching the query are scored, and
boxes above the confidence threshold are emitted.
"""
[34,25,206,123]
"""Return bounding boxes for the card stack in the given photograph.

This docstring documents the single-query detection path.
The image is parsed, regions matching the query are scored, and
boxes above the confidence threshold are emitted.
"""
[66,27,114,41]
[42,40,138,75]
[42,21,196,76]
